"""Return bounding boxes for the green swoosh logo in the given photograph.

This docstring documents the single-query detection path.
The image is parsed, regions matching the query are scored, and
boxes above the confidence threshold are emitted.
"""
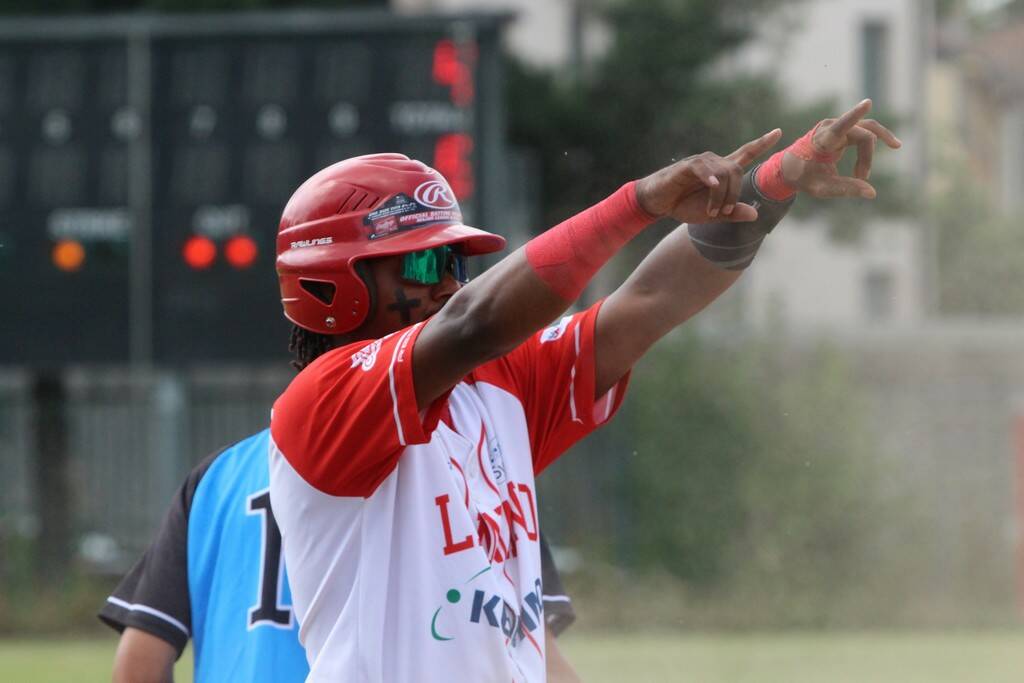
[431,607,454,641]
[466,566,491,583]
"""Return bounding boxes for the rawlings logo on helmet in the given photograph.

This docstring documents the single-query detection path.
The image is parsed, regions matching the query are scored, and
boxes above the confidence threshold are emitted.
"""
[414,180,458,210]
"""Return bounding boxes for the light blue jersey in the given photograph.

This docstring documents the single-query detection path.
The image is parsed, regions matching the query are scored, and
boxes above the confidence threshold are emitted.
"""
[188,429,309,682]
[101,429,309,682]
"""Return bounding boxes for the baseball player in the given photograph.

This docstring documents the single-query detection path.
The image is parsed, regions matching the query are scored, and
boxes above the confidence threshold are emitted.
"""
[269,100,898,681]
[98,428,582,682]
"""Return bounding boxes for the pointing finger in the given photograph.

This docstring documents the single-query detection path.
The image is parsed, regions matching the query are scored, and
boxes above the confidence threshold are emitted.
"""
[826,99,872,139]
[727,128,783,167]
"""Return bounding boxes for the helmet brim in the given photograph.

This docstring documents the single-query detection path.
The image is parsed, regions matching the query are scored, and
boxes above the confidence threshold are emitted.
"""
[276,222,506,277]
[354,222,507,258]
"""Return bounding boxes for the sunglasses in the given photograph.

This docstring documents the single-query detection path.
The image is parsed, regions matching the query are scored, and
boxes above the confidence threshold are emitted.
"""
[401,245,468,286]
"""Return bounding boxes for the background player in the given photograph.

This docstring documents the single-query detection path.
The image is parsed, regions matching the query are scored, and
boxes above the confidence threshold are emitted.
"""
[99,429,582,682]
[268,102,899,681]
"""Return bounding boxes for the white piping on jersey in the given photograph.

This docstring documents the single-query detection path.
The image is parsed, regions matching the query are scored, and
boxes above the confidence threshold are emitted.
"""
[542,594,572,603]
[106,596,190,637]
[600,385,617,423]
[389,326,417,446]
[569,322,582,424]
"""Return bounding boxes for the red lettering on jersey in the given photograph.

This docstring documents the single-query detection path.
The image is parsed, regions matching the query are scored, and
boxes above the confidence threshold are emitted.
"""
[435,494,474,556]
[477,511,506,564]
[517,483,539,540]
[504,482,539,541]
[435,481,537,562]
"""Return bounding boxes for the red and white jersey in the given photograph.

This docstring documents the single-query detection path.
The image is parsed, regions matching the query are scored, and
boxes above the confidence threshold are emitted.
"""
[268,302,627,683]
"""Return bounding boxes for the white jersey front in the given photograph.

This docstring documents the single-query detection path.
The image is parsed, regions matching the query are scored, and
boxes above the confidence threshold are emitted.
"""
[269,303,627,682]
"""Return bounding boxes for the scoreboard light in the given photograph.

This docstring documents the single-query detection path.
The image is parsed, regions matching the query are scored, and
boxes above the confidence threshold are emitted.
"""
[182,235,217,270]
[224,235,258,270]
[52,239,86,272]
[434,133,475,200]
[0,12,506,366]
[432,39,476,107]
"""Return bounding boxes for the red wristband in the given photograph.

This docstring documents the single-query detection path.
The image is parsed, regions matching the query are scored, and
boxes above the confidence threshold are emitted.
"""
[754,123,842,202]
[525,181,655,302]
[754,152,797,202]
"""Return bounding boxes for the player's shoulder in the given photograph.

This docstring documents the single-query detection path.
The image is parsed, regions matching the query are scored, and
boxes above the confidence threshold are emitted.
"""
[307,331,404,376]
[277,332,398,400]
[272,327,417,424]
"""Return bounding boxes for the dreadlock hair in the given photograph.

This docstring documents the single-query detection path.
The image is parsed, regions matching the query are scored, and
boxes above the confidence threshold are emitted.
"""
[288,325,335,372]
[286,261,378,371]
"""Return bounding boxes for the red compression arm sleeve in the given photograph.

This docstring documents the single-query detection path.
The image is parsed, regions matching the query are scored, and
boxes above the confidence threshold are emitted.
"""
[754,123,843,201]
[525,181,656,302]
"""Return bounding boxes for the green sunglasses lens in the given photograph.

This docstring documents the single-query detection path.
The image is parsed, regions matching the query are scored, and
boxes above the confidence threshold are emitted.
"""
[402,246,448,285]
[401,246,469,285]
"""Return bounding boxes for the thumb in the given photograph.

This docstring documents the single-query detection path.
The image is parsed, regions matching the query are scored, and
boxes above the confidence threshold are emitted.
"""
[721,203,758,222]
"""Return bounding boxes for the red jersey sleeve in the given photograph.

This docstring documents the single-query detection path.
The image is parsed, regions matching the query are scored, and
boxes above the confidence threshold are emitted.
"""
[270,322,448,497]
[473,300,630,474]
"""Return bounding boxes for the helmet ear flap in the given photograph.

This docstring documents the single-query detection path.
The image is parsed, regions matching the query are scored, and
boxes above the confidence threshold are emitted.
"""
[282,269,370,335]
[299,279,337,306]
[326,269,372,334]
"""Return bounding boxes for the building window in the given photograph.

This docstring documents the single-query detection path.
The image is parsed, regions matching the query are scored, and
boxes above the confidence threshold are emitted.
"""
[861,20,890,109]
[864,268,894,322]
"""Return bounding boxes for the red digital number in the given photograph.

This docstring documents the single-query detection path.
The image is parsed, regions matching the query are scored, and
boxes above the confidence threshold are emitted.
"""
[432,39,477,107]
[433,133,475,200]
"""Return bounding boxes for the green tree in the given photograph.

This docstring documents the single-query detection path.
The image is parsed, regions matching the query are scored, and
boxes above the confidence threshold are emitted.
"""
[508,0,908,243]
[508,0,815,228]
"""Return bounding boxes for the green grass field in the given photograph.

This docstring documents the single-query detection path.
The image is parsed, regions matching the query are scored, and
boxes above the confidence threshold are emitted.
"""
[2,631,1023,682]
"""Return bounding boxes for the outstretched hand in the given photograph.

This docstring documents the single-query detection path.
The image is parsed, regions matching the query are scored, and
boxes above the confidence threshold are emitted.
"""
[635,128,783,224]
[781,99,901,199]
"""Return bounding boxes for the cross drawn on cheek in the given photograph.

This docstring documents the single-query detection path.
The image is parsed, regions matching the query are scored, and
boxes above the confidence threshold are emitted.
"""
[387,287,422,324]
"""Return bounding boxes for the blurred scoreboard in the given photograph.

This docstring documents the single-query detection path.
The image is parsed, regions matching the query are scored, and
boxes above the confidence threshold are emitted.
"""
[0,11,508,365]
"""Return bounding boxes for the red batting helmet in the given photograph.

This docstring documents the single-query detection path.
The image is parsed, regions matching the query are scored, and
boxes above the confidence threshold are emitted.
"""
[276,153,506,335]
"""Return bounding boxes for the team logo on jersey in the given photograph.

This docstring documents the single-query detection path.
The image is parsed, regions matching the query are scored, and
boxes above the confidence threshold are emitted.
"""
[430,569,545,656]
[350,338,383,371]
[540,315,573,344]
[486,436,507,485]
[414,180,457,209]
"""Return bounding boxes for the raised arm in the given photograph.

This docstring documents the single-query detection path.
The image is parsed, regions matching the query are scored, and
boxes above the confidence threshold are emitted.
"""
[412,129,782,409]
[415,101,898,409]
[594,100,901,396]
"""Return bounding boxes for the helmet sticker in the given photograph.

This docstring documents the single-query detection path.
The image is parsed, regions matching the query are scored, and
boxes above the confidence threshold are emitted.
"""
[413,180,458,209]
[363,191,462,240]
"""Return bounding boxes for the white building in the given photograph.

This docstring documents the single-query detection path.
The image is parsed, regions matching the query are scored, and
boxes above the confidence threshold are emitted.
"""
[960,19,1024,212]
[395,0,936,332]
[721,0,934,333]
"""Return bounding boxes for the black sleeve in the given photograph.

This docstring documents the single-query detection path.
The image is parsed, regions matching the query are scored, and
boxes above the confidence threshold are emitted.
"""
[97,450,221,657]
[539,532,576,637]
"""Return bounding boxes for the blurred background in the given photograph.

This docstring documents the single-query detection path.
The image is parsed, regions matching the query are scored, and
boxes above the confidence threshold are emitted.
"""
[2,0,1024,680]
